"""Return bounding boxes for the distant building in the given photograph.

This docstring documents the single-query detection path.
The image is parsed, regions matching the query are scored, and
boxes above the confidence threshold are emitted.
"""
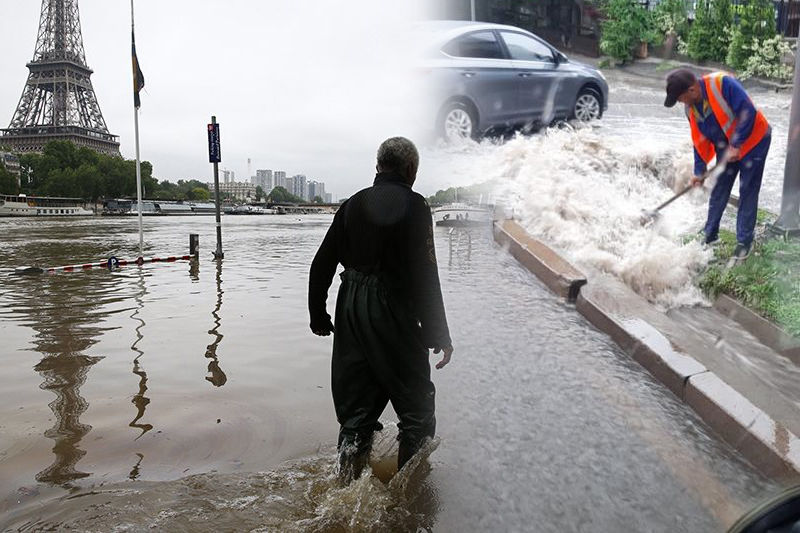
[207,181,256,202]
[221,169,232,184]
[324,193,333,204]
[274,170,287,190]
[255,169,273,192]
[288,174,307,200]
[0,152,21,186]
[307,180,327,202]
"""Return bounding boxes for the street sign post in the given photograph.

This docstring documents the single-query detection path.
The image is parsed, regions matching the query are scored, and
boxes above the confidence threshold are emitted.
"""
[208,117,224,258]
[208,122,221,163]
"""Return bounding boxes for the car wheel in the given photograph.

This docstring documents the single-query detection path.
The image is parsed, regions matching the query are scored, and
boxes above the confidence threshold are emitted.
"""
[573,88,602,122]
[440,102,477,141]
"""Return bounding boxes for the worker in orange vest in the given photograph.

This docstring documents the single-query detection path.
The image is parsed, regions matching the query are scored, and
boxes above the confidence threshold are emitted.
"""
[664,68,771,261]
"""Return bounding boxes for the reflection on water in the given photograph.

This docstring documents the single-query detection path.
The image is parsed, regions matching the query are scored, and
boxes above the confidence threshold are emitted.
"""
[204,259,227,387]
[129,270,152,439]
[129,453,145,481]
[18,274,110,488]
[34,354,102,487]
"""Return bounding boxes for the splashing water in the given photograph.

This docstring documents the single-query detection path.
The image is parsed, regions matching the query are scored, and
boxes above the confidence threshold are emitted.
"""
[427,124,716,308]
[5,423,441,533]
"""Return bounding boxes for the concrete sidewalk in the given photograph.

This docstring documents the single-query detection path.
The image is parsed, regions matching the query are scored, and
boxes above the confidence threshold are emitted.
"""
[495,219,800,480]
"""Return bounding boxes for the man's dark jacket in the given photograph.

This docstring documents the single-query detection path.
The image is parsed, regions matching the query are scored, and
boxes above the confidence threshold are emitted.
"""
[308,171,451,349]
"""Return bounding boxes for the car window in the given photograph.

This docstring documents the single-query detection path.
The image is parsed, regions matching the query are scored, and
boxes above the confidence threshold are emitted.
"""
[500,32,555,62]
[442,31,505,60]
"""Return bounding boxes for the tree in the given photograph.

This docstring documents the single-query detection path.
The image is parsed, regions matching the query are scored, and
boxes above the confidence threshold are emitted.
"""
[17,140,157,200]
[0,164,18,194]
[686,0,717,61]
[709,0,734,62]
[190,187,210,202]
[599,0,656,63]
[727,0,776,69]
[313,195,324,203]
[267,186,303,203]
[255,186,264,201]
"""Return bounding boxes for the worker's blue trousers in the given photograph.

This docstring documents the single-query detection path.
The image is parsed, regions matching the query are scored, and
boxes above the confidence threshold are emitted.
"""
[704,131,771,247]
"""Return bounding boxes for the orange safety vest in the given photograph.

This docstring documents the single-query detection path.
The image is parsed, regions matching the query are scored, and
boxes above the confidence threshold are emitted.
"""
[687,72,770,164]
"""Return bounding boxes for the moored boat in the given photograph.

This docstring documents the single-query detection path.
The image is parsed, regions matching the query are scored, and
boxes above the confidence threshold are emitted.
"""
[0,194,93,217]
[433,202,493,227]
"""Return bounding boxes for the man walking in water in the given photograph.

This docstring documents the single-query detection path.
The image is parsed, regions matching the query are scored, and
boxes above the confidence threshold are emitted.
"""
[308,137,454,482]
[664,68,771,262]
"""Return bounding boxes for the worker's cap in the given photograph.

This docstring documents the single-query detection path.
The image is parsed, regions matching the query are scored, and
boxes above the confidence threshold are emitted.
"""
[664,68,697,108]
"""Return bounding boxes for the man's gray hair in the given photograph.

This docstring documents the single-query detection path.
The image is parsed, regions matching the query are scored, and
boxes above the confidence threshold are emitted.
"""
[377,137,419,172]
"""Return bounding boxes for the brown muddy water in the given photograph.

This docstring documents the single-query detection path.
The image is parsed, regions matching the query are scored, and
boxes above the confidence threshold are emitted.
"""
[0,215,782,531]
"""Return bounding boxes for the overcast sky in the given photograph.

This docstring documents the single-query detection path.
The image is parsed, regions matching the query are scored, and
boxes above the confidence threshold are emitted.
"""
[0,1,443,198]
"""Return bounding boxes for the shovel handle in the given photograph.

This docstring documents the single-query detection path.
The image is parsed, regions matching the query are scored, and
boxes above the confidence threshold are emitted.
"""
[652,165,718,213]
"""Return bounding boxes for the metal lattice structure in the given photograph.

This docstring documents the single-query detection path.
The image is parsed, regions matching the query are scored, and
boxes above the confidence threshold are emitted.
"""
[1,0,119,156]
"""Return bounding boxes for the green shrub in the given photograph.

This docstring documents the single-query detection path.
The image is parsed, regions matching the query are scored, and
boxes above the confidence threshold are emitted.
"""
[599,0,656,63]
[709,0,734,62]
[652,0,690,46]
[727,0,776,69]
[739,35,795,81]
[687,0,716,61]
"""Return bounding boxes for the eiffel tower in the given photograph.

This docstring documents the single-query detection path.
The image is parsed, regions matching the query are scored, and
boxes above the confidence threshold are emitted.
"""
[1,0,120,156]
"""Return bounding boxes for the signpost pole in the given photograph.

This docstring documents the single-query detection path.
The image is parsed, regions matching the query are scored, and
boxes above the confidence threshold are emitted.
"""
[209,116,224,259]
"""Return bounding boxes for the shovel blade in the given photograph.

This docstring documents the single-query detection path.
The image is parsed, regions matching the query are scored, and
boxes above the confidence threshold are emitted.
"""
[640,209,660,226]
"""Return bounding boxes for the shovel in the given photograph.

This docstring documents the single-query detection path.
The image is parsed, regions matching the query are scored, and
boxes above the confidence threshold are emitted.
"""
[640,161,727,226]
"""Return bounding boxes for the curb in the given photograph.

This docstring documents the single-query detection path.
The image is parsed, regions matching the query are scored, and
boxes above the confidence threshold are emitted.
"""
[495,218,800,479]
[575,290,706,400]
[492,220,586,303]
[714,294,800,364]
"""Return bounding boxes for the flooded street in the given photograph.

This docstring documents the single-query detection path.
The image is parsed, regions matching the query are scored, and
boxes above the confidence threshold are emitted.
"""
[0,215,780,531]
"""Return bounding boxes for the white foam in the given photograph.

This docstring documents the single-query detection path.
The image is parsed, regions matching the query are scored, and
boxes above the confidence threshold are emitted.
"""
[425,124,715,309]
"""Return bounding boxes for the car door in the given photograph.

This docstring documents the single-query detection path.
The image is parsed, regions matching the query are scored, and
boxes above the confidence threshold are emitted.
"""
[499,31,561,123]
[440,30,518,127]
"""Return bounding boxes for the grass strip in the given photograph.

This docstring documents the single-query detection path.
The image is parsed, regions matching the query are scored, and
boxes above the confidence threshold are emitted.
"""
[699,227,800,338]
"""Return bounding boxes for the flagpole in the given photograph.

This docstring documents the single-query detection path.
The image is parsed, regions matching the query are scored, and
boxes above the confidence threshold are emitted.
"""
[131,0,144,260]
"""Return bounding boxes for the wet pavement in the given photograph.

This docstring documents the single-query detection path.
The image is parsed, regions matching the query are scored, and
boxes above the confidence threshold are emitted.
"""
[0,215,783,531]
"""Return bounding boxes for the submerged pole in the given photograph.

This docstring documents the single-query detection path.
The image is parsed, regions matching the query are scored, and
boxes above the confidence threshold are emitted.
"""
[773,42,800,237]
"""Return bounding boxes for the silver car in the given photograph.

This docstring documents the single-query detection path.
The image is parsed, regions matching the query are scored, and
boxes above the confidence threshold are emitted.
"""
[416,21,609,140]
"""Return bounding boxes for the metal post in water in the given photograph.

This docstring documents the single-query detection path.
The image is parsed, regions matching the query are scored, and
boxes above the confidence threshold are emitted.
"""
[189,233,199,257]
[771,42,800,238]
[209,116,224,259]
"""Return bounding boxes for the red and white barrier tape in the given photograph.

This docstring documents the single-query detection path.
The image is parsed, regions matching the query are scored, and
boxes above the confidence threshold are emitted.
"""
[45,255,192,273]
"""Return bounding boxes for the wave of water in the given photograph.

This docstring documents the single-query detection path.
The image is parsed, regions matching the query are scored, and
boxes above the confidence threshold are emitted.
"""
[428,124,716,309]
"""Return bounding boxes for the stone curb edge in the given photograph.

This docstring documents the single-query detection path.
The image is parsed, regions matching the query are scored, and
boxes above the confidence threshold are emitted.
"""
[492,219,587,303]
[494,219,800,479]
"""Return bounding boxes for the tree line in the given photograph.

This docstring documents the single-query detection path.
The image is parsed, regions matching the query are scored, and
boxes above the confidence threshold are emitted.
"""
[1,140,211,202]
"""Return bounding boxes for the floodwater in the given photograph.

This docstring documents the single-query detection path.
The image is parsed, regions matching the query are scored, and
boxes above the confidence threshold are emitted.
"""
[423,75,791,309]
[0,215,781,531]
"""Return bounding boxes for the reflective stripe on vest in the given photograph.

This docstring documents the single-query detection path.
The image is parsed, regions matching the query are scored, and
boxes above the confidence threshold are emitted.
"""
[687,72,769,163]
